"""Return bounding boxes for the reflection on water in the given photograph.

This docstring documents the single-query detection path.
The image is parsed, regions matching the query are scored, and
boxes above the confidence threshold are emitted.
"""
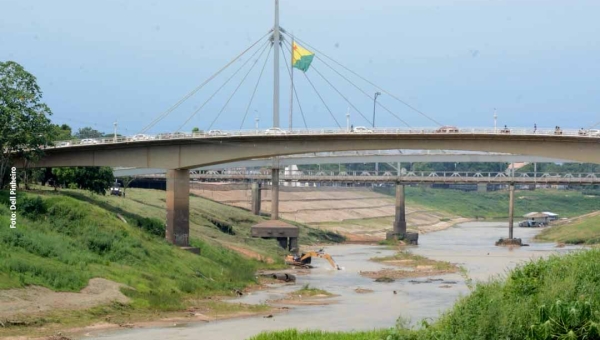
[88,222,579,340]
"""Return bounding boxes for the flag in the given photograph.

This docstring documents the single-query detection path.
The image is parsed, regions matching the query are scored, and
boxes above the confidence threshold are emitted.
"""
[292,42,314,72]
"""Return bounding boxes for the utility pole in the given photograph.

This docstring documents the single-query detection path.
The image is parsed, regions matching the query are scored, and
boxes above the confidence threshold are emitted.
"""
[273,0,280,128]
[255,117,260,133]
[372,92,381,128]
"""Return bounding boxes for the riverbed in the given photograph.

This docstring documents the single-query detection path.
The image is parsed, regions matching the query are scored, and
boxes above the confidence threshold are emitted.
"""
[87,222,579,340]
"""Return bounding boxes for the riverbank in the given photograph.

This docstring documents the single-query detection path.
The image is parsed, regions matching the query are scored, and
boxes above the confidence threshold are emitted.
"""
[252,247,600,340]
[81,222,580,340]
[535,211,600,244]
[0,188,342,339]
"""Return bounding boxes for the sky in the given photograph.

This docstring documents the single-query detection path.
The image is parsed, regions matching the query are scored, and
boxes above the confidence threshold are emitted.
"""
[1,0,599,134]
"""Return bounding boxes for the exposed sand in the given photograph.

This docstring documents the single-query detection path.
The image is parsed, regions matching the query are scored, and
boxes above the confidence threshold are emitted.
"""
[0,278,130,319]
[191,185,466,240]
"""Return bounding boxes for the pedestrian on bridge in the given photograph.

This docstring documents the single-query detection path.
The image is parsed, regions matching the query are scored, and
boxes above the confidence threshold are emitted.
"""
[534,123,537,133]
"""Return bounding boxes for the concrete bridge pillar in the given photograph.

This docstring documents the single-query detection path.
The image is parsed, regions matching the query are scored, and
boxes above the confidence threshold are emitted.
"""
[386,182,418,244]
[393,183,407,235]
[166,169,199,254]
[271,168,279,220]
[166,169,189,246]
[251,182,261,215]
[508,183,514,239]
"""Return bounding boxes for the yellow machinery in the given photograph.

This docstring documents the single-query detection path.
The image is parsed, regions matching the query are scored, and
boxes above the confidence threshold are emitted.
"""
[285,250,341,270]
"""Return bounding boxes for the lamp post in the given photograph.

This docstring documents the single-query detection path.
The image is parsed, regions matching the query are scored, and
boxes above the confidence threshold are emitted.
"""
[372,92,381,128]
[346,108,350,132]
[255,117,260,133]
[113,121,117,142]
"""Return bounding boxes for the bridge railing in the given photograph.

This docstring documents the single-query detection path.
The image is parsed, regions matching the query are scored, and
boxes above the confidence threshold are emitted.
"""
[196,170,599,180]
[48,126,599,149]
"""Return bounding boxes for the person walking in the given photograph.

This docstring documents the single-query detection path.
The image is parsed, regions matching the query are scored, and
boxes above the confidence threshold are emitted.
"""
[534,123,537,133]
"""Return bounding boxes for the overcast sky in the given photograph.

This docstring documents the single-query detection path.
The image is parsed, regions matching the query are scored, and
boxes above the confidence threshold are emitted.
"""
[2,0,599,133]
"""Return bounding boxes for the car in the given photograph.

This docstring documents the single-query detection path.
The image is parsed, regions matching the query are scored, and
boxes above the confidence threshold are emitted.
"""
[207,130,229,136]
[436,126,459,133]
[352,126,373,133]
[264,127,287,135]
[589,129,600,137]
[80,138,99,145]
[56,141,71,147]
[131,134,153,141]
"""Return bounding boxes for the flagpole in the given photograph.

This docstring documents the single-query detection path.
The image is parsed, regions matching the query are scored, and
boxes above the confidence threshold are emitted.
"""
[273,0,280,128]
[288,35,294,131]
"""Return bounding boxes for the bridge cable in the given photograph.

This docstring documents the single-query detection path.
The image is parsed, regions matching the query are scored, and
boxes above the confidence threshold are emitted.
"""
[282,31,443,126]
[313,54,411,128]
[206,42,271,131]
[175,39,271,132]
[311,65,372,126]
[240,44,273,130]
[588,120,600,129]
[298,68,342,128]
[280,40,340,128]
[280,45,309,129]
[139,30,271,134]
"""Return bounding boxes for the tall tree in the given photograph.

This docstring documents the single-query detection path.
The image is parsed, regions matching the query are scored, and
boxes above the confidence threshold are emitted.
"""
[0,61,53,188]
[49,123,73,141]
[75,127,103,139]
[52,167,115,195]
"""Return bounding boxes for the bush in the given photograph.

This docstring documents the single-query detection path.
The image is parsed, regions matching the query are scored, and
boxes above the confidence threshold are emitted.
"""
[20,196,46,218]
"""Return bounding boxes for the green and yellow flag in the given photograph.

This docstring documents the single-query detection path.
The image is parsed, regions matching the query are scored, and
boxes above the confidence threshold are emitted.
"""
[292,42,315,72]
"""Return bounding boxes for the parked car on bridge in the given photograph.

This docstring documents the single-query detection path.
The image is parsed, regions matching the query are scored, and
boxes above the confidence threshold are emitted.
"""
[207,130,229,136]
[264,127,287,135]
[131,134,153,141]
[436,126,459,133]
[352,126,373,133]
[80,138,99,145]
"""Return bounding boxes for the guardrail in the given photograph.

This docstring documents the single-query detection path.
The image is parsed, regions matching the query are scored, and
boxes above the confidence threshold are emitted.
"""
[47,126,600,149]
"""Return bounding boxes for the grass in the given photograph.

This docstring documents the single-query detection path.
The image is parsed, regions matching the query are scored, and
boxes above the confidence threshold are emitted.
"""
[252,249,600,339]
[376,186,600,219]
[250,329,390,340]
[371,251,457,271]
[0,187,342,336]
[535,214,600,244]
[292,284,333,297]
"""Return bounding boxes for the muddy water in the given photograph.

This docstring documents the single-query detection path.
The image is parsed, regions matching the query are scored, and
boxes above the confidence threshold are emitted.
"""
[88,222,579,340]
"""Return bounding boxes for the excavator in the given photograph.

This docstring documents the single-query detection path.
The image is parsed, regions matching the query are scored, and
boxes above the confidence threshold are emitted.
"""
[285,249,341,270]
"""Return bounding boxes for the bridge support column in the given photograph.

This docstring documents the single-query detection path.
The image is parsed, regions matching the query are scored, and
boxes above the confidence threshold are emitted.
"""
[271,168,279,220]
[166,169,199,254]
[386,183,418,244]
[508,183,514,239]
[251,182,261,215]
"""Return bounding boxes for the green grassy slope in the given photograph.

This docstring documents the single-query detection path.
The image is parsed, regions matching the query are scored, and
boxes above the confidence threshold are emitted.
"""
[0,188,342,332]
[536,214,600,244]
[252,249,600,340]
[376,187,599,219]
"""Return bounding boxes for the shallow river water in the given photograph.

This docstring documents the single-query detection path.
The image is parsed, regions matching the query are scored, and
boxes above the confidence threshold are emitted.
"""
[87,222,579,340]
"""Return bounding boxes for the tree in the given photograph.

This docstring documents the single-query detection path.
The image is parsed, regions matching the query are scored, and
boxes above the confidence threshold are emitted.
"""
[75,127,103,139]
[0,61,53,188]
[49,123,72,141]
[192,127,200,133]
[52,167,115,195]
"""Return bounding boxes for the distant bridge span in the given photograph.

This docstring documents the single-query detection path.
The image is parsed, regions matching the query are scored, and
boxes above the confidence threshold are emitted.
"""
[15,129,600,169]
[137,171,600,185]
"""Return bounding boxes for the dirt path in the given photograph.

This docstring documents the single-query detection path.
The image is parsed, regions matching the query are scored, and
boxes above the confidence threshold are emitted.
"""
[0,278,129,319]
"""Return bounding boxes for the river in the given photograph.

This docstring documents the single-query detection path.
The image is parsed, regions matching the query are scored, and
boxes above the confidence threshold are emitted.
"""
[87,222,579,340]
